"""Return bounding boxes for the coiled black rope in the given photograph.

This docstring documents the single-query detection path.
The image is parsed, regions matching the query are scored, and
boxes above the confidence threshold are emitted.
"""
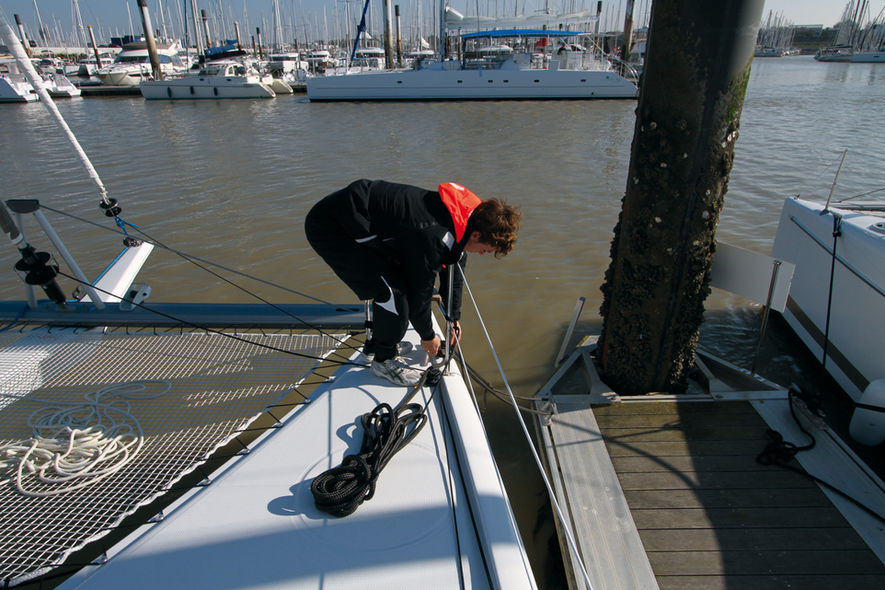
[756,386,885,525]
[756,387,816,466]
[310,367,442,517]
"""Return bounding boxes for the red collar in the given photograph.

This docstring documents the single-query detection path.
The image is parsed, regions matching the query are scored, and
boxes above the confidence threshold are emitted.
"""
[438,182,481,242]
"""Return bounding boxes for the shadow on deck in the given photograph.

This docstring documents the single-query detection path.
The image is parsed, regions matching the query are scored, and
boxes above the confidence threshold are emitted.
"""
[535,339,885,590]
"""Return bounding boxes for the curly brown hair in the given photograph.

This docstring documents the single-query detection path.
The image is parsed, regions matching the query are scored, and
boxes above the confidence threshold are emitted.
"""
[469,198,521,258]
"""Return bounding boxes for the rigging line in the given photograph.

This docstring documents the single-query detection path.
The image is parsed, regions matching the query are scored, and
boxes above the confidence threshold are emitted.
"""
[835,185,885,203]
[38,205,336,306]
[127,224,356,350]
[451,342,550,415]
[53,270,363,368]
[0,22,112,209]
[822,214,842,368]
[457,265,595,590]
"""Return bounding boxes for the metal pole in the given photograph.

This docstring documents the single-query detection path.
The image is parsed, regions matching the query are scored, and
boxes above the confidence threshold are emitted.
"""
[32,210,105,308]
[14,14,32,57]
[383,0,394,69]
[395,4,403,67]
[0,202,36,307]
[750,260,781,374]
[87,25,102,70]
[202,9,212,49]
[136,0,163,80]
[620,0,635,71]
[555,297,586,367]
[443,263,455,369]
[14,211,37,308]
[823,150,848,213]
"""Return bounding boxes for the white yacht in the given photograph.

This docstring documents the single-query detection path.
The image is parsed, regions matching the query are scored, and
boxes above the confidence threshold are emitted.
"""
[0,58,37,102]
[96,41,187,86]
[140,61,278,99]
[307,30,637,101]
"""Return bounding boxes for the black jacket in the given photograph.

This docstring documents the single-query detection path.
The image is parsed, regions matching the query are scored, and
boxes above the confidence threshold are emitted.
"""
[331,179,467,340]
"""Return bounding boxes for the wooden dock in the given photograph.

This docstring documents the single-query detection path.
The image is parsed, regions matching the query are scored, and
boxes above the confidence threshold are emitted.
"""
[537,343,885,590]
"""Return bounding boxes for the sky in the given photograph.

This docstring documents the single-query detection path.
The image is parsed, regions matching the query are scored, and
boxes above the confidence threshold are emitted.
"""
[0,1,874,45]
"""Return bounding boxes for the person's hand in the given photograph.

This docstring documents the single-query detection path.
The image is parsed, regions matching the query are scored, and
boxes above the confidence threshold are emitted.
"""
[421,336,441,360]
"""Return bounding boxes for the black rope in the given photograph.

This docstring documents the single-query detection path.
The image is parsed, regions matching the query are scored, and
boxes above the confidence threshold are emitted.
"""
[310,367,442,517]
[821,214,842,368]
[756,387,885,525]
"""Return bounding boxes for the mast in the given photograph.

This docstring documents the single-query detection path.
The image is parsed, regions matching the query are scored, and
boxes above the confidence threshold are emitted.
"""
[157,0,168,40]
[438,0,446,59]
[72,0,87,48]
[191,0,204,54]
[32,0,46,45]
[272,0,283,50]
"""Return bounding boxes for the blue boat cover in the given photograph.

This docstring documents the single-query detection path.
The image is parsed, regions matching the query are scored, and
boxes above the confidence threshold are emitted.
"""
[461,29,584,39]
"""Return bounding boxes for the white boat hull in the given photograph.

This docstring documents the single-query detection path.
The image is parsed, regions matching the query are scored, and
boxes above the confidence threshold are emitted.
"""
[852,52,885,62]
[772,197,885,402]
[140,77,276,99]
[0,76,37,102]
[97,71,141,86]
[307,66,638,100]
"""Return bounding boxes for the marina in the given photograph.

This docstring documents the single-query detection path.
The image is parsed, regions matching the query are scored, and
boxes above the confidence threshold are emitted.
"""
[2,3,885,589]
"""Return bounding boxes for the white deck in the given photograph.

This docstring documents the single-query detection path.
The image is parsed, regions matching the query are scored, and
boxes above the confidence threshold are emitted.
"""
[60,328,535,589]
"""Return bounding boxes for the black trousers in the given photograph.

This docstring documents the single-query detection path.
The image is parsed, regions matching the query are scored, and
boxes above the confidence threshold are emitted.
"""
[305,201,409,362]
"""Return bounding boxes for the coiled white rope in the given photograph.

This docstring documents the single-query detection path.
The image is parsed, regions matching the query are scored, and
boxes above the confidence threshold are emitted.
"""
[457,267,595,590]
[0,380,170,497]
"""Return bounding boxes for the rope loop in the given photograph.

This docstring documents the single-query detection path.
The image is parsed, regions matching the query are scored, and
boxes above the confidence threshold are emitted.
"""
[311,390,431,517]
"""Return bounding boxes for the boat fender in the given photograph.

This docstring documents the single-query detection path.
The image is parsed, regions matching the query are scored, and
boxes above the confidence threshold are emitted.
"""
[850,379,885,446]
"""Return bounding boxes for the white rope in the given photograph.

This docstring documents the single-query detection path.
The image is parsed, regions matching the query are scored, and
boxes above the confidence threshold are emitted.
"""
[0,20,112,207]
[0,380,170,497]
[457,266,595,590]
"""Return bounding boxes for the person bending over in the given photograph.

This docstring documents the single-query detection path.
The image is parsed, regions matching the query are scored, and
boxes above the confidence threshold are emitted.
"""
[305,179,520,386]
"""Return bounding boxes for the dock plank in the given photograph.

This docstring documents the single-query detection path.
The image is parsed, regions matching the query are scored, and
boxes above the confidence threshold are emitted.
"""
[656,574,885,590]
[631,505,853,529]
[647,548,885,575]
[638,526,870,551]
[623,487,830,509]
[595,400,885,588]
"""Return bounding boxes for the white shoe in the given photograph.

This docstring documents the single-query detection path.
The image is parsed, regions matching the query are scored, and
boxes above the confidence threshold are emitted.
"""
[370,358,423,386]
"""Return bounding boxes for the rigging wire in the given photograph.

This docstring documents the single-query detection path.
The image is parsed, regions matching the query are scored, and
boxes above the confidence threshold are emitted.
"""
[38,205,336,306]
[33,204,364,356]
[0,22,115,213]
[122,223,358,351]
[53,270,364,368]
[457,265,595,590]
[835,185,885,203]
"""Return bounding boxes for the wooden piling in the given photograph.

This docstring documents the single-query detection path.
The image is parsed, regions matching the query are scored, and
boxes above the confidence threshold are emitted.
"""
[599,0,765,395]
